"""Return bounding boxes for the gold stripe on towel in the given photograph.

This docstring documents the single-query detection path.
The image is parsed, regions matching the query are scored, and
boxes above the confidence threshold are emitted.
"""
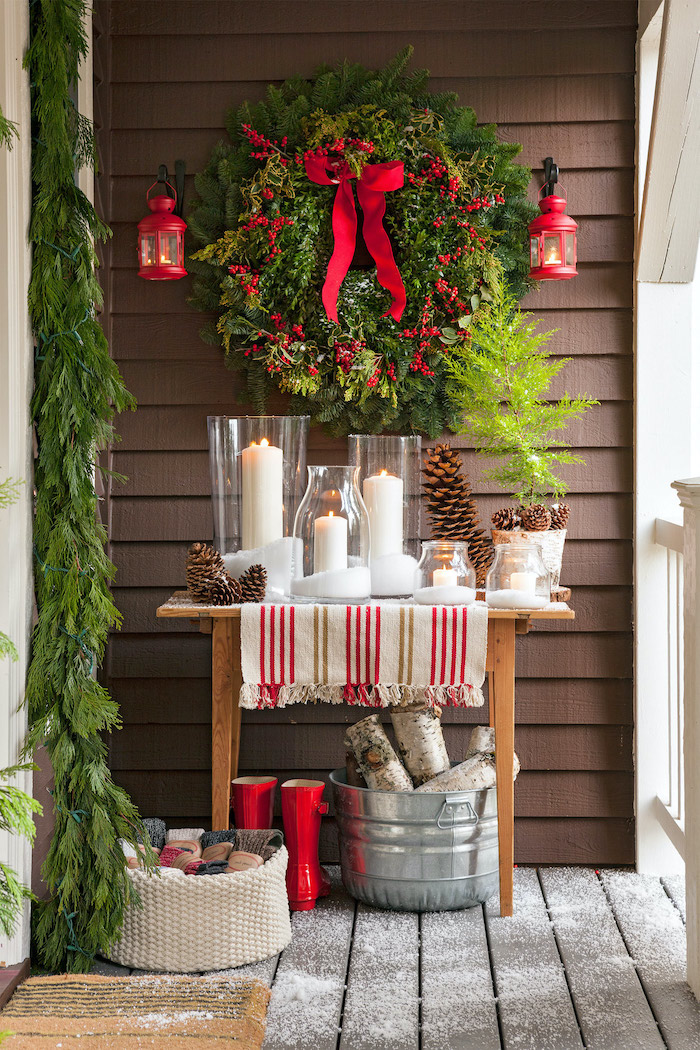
[407,606,414,684]
[313,605,320,683]
[322,605,329,684]
[398,606,406,682]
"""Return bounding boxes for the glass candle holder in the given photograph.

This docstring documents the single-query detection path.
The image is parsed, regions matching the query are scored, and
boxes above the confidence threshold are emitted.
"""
[291,466,371,602]
[485,543,550,609]
[348,434,421,597]
[208,415,309,599]
[413,541,476,605]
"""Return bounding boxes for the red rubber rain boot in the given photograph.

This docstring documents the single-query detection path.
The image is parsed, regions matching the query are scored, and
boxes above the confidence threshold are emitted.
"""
[281,779,331,911]
[230,775,277,829]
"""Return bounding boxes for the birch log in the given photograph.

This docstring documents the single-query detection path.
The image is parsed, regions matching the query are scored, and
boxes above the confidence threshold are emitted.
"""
[389,703,451,785]
[345,714,414,792]
[466,725,521,778]
[414,754,497,793]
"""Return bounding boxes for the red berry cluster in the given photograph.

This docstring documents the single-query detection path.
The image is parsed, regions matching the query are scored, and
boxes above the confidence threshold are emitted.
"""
[347,138,375,154]
[240,211,294,262]
[402,296,439,376]
[261,187,274,200]
[241,124,288,160]
[228,263,260,297]
[406,154,449,188]
[334,338,363,374]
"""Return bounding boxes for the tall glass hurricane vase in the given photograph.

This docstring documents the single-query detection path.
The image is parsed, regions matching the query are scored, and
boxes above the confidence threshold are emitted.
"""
[208,415,309,599]
[348,435,422,597]
[291,466,371,602]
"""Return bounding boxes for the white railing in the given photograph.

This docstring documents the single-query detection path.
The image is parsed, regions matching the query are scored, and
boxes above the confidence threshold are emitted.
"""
[653,517,685,859]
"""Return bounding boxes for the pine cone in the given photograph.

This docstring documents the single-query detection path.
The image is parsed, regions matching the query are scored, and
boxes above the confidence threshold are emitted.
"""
[239,563,267,603]
[206,573,242,606]
[491,507,521,531]
[520,504,552,532]
[421,443,493,587]
[186,542,226,601]
[550,503,570,530]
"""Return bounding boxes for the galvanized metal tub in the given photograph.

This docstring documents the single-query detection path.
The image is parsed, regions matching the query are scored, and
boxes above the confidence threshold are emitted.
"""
[330,768,499,911]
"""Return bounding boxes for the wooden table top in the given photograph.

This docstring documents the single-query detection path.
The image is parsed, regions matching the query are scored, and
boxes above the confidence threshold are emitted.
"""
[157,591,575,622]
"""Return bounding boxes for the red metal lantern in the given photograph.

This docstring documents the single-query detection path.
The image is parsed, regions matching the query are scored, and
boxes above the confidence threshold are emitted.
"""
[137,180,187,280]
[528,159,577,281]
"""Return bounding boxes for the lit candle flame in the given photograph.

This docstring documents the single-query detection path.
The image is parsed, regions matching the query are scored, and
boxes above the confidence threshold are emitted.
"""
[380,469,388,477]
[260,438,269,447]
[329,511,334,517]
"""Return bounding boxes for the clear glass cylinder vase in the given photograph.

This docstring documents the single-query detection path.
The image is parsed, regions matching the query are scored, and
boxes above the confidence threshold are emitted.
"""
[291,465,371,602]
[485,542,550,609]
[348,434,422,597]
[413,541,476,605]
[207,415,309,599]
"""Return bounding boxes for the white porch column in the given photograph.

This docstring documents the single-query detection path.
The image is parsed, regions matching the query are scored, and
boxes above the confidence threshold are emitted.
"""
[0,0,33,967]
[673,478,700,995]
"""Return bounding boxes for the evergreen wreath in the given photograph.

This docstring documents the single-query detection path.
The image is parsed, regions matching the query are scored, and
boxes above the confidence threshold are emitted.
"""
[188,48,536,437]
[24,0,153,972]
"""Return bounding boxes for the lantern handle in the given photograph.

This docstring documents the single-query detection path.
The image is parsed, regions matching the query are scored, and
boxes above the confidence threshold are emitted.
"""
[539,181,567,202]
[146,178,177,202]
[543,156,559,196]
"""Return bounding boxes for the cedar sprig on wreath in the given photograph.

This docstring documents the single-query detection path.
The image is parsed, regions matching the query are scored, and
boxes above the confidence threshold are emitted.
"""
[421,443,493,587]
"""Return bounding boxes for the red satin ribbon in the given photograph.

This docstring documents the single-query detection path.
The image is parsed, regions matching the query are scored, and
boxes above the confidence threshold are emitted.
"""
[304,153,407,324]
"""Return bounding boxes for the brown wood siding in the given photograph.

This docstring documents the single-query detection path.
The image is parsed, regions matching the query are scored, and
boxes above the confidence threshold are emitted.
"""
[97,0,635,863]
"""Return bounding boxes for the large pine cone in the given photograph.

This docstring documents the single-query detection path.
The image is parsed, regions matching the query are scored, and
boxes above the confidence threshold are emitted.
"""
[421,443,493,586]
[239,563,267,603]
[520,504,552,532]
[491,507,521,531]
[186,542,226,601]
[550,503,570,530]
[206,573,242,606]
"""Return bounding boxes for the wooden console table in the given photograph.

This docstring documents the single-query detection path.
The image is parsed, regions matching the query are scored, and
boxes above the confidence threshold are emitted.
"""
[157,595,574,916]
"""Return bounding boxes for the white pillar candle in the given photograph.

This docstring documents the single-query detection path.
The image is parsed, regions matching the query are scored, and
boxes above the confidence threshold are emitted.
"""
[433,567,458,587]
[313,512,348,573]
[240,438,284,550]
[362,470,404,559]
[510,571,536,592]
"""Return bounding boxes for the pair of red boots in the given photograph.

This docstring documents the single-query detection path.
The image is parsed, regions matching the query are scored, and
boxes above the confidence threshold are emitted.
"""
[231,775,329,911]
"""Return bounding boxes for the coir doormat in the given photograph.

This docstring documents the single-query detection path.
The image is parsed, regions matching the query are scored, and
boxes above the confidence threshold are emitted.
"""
[1,973,270,1049]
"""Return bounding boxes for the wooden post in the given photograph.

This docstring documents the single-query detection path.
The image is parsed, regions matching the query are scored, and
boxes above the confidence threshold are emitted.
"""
[492,618,516,917]
[211,617,241,829]
[672,478,700,996]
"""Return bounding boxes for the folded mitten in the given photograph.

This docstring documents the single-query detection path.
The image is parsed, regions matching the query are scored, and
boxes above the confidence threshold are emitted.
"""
[202,842,233,864]
[141,818,167,851]
[200,829,237,851]
[194,861,230,876]
[159,845,191,868]
[166,838,202,859]
[166,827,205,844]
[234,828,284,862]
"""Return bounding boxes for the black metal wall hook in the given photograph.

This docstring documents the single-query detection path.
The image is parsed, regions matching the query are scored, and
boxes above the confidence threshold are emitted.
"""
[156,160,186,217]
[543,157,559,197]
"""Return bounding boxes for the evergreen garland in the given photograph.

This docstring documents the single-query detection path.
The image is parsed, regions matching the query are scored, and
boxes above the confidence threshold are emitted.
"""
[24,0,153,972]
[188,48,536,436]
[0,105,19,151]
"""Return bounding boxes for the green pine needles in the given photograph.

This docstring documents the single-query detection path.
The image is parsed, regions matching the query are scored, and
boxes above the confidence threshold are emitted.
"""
[447,277,598,506]
[0,104,19,151]
[189,47,536,436]
[24,0,153,972]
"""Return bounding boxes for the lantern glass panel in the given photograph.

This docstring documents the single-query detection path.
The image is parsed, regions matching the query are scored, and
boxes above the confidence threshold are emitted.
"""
[530,237,539,268]
[159,233,178,265]
[565,233,575,266]
[544,234,561,265]
[141,235,156,267]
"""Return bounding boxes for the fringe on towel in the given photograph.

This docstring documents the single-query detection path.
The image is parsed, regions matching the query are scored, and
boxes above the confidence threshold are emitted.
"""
[239,683,485,710]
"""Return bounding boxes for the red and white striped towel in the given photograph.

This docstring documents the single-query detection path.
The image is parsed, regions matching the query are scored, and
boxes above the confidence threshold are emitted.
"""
[239,602,488,709]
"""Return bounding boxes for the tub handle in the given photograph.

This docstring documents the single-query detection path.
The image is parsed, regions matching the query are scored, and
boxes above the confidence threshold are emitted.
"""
[436,796,479,829]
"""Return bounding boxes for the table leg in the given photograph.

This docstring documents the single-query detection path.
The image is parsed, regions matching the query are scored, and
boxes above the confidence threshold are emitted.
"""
[492,618,516,917]
[211,618,241,829]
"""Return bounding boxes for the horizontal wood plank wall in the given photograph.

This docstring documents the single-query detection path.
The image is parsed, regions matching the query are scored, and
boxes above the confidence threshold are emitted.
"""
[97,0,636,863]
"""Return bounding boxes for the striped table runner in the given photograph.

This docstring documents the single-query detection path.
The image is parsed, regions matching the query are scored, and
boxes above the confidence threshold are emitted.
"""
[239,602,488,709]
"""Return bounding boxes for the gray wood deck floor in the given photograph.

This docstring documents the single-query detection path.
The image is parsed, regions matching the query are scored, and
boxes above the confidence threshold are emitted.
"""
[92,867,700,1050]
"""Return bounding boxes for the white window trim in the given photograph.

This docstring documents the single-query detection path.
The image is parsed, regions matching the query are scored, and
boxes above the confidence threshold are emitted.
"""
[0,0,34,967]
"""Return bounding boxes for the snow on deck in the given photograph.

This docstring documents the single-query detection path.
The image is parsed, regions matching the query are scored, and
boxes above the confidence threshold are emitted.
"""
[91,866,698,1050]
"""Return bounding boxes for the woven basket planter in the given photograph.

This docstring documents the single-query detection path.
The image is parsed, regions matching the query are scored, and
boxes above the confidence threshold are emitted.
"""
[107,846,292,973]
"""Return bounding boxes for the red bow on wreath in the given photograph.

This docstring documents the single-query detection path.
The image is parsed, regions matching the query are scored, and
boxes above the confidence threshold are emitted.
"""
[305,152,407,324]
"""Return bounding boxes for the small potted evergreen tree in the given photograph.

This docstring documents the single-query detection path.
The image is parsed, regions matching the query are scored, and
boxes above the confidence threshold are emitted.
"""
[446,276,597,587]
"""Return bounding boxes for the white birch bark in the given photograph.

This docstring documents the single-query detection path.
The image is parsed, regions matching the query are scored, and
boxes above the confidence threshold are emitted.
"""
[414,754,497,793]
[389,703,451,785]
[466,725,521,778]
[344,714,413,792]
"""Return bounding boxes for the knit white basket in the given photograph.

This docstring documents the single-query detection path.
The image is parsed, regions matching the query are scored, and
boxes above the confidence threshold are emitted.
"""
[107,846,291,972]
